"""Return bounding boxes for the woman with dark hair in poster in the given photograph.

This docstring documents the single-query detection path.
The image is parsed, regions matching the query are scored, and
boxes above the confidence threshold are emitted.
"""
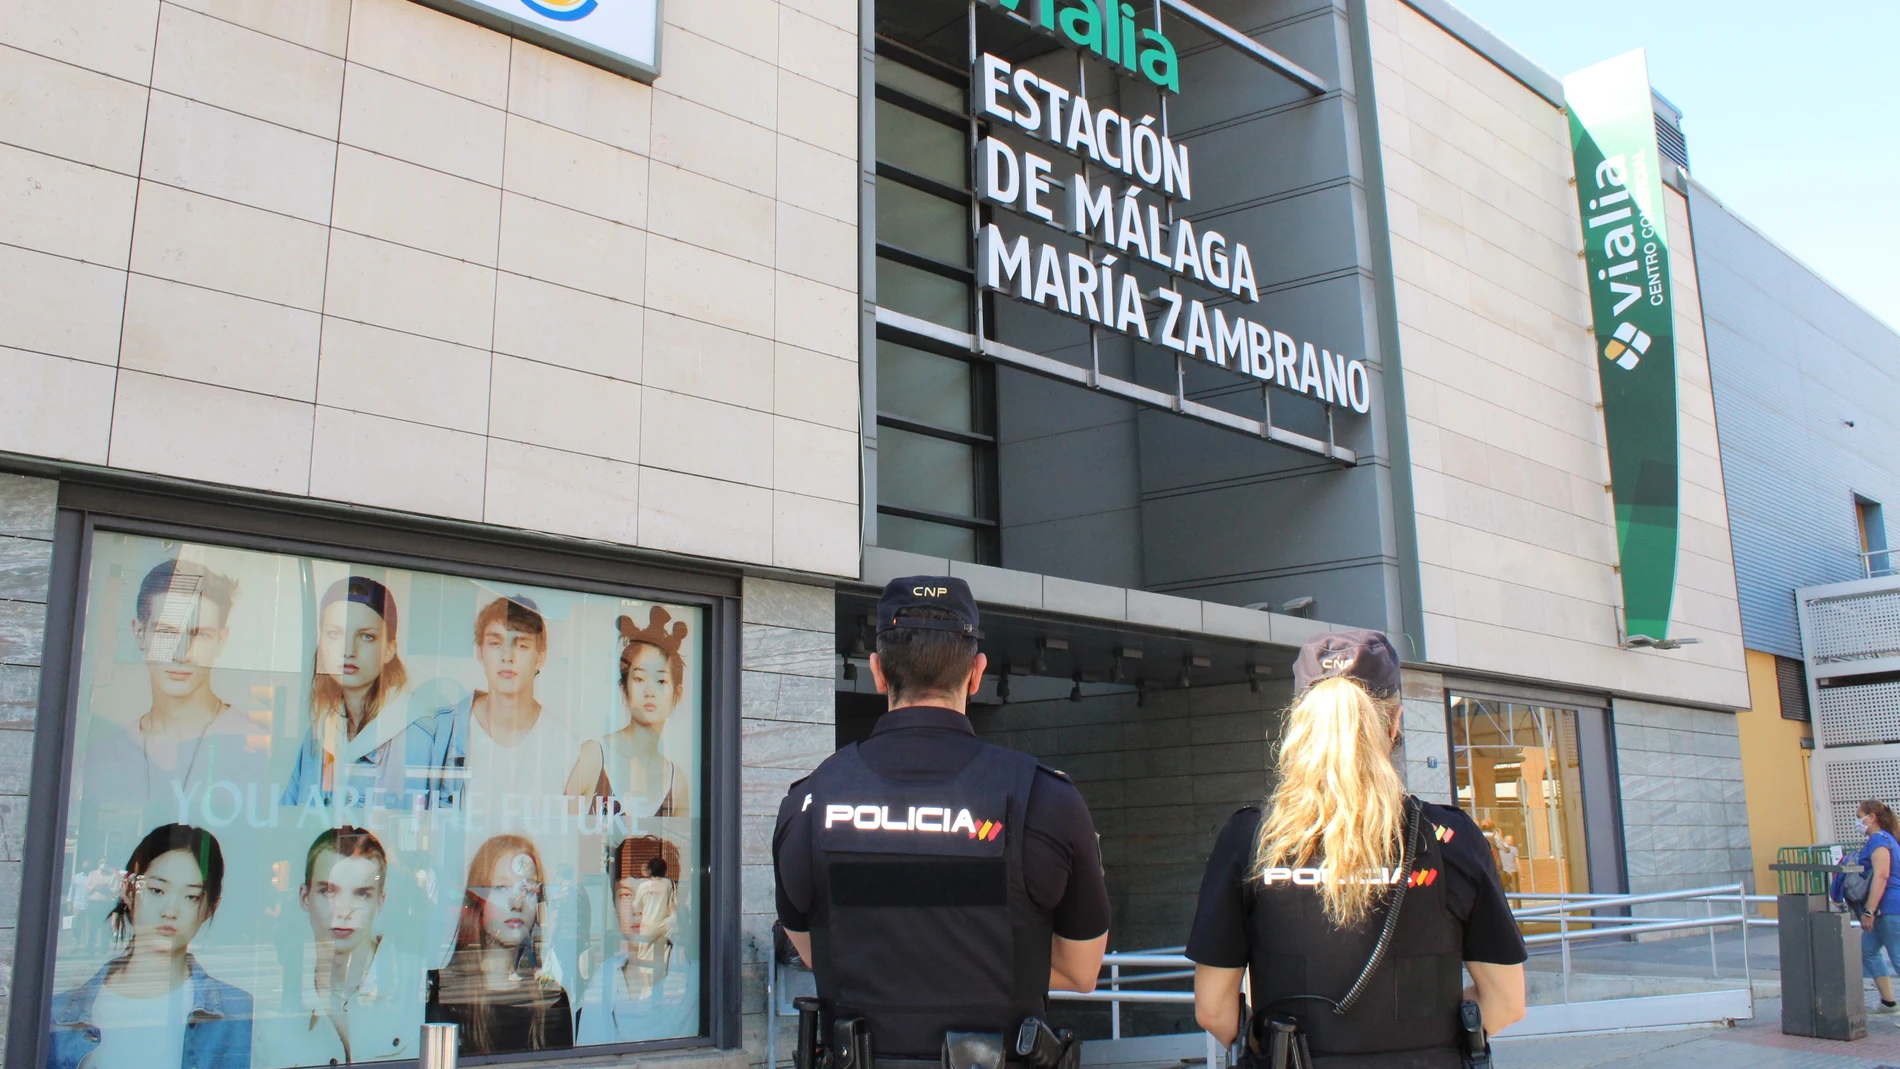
[281,578,416,808]
[47,824,251,1069]
[427,834,574,1055]
[573,607,693,818]
[82,560,264,814]
[253,826,420,1067]
[576,836,697,1043]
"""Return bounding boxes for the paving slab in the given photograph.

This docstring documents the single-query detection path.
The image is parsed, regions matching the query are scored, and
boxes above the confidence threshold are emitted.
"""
[1495,995,1900,1069]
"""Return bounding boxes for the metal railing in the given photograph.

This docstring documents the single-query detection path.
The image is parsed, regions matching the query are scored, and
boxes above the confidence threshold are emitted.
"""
[1505,883,1767,1005]
[1047,882,1775,1049]
[1864,548,1896,578]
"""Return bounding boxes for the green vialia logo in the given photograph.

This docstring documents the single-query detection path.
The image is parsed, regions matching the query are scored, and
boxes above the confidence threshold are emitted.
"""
[987,0,1180,92]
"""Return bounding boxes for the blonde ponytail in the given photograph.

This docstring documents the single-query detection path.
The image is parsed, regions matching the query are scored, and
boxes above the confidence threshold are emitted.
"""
[1251,675,1408,926]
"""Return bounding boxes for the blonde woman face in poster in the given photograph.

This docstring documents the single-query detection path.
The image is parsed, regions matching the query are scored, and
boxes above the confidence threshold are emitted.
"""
[316,599,395,706]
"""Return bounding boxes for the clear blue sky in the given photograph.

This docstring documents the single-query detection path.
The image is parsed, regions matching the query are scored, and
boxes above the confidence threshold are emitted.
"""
[1446,1,1900,332]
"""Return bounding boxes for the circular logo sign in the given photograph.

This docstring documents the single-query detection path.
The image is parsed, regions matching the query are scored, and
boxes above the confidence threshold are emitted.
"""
[520,0,598,20]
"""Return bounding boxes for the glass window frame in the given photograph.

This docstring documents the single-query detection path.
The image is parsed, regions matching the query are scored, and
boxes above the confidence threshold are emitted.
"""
[868,39,1001,565]
[872,327,999,564]
[7,490,745,1069]
[872,75,975,317]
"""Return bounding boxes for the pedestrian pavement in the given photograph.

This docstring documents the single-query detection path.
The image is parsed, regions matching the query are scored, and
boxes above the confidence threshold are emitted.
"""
[1495,995,1900,1068]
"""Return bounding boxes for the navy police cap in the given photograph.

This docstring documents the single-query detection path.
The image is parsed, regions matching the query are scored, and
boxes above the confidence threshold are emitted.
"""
[1292,628,1401,697]
[876,576,982,638]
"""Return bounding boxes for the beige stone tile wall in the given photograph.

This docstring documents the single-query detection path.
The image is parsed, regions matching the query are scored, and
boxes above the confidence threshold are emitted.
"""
[1367,0,1747,708]
[0,0,861,577]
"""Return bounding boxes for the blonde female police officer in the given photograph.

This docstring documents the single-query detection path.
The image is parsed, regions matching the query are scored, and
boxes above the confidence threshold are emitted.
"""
[774,577,1110,1067]
[1188,631,1526,1068]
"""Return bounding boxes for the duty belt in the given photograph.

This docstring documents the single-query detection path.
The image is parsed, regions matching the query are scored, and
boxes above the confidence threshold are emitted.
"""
[792,999,1081,1069]
[1238,1001,1488,1069]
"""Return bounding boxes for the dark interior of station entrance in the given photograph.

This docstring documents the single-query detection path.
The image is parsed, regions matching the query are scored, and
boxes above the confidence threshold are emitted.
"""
[835,595,1300,1037]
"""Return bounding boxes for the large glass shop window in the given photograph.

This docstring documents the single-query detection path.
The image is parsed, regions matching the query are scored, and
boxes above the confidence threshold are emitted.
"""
[1448,695,1592,895]
[48,532,705,1069]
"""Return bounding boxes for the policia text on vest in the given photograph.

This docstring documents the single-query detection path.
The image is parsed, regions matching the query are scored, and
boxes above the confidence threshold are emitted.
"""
[1186,632,1528,1068]
[773,578,1111,1069]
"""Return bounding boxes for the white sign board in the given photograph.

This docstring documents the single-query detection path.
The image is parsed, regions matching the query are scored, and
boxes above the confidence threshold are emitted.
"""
[416,0,662,81]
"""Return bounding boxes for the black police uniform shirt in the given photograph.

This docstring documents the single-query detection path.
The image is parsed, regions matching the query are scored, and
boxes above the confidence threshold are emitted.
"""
[1188,800,1525,968]
[774,705,1111,943]
[1187,799,1525,1053]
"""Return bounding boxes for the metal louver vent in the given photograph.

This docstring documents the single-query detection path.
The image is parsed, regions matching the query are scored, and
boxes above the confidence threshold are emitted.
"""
[1776,656,1810,721]
[1825,759,1900,841]
[1654,114,1689,170]
[1808,590,1900,663]
[1816,679,1900,747]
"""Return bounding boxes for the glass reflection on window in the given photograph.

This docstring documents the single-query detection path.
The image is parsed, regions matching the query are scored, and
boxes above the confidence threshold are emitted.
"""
[1449,696,1592,895]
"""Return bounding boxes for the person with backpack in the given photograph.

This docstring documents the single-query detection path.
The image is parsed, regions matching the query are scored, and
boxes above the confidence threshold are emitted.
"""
[1834,799,1900,1015]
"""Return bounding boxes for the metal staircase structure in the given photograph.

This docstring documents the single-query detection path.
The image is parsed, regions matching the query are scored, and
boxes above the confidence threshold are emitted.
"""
[1797,576,1900,839]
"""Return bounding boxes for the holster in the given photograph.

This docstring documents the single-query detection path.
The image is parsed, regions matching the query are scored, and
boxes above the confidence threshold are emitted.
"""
[835,1016,876,1069]
[1239,1014,1312,1069]
[794,998,825,1069]
[792,1000,872,1069]
[1457,1001,1489,1069]
[1010,1017,1081,1069]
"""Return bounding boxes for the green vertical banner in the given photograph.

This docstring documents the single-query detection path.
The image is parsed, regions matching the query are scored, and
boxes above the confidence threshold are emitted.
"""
[1564,50,1679,641]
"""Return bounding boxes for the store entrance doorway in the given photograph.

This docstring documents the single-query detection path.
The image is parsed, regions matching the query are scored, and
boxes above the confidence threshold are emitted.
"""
[1449,695,1595,895]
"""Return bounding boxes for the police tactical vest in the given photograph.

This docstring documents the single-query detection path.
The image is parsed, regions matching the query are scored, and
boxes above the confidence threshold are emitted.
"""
[1246,800,1465,1068]
[803,741,1051,1056]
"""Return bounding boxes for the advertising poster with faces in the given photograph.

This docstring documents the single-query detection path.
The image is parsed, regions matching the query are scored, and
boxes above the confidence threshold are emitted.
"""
[48,532,705,1069]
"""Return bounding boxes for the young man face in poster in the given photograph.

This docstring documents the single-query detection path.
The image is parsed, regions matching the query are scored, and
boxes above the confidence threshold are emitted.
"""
[131,561,233,718]
[473,599,548,739]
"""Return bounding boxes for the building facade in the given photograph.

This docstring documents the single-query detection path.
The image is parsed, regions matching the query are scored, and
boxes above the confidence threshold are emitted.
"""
[1691,173,1900,881]
[0,0,1782,1065]
[0,0,854,1065]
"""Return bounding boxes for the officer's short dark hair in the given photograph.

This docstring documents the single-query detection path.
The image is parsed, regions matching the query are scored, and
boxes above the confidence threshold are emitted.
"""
[876,607,979,698]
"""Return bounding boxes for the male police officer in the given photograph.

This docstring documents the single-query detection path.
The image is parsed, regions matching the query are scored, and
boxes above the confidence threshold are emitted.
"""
[774,577,1110,1069]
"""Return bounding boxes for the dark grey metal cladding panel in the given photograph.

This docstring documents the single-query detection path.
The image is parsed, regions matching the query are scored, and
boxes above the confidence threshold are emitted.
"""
[995,363,1139,445]
[1001,509,1146,589]
[1190,185,1362,292]
[1139,460,1388,581]
[1179,94,1356,215]
[1167,0,1341,123]
[993,366,1148,588]
[1131,0,1380,623]
[1133,394,1337,492]
[1157,561,1392,633]
[1692,183,1900,659]
[1224,271,1384,395]
[1001,421,1143,526]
